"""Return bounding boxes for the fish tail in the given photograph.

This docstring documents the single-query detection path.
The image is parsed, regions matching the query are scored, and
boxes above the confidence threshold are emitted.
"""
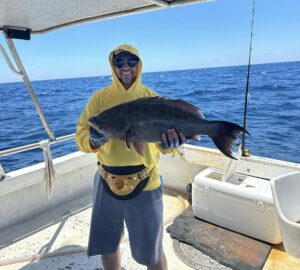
[207,120,249,159]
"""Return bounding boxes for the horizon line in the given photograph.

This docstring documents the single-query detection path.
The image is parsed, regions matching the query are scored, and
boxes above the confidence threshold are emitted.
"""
[1,59,299,85]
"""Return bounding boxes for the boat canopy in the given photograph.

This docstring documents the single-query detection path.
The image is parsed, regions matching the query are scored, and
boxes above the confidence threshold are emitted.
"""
[0,0,207,35]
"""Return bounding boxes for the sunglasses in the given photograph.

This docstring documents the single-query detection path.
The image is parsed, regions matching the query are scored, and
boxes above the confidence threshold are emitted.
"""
[113,58,139,68]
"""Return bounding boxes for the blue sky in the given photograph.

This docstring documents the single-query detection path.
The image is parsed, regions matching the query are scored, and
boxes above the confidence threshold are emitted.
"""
[0,0,299,83]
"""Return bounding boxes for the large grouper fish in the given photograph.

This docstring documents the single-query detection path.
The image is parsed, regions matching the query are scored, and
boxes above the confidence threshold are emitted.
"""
[89,97,249,159]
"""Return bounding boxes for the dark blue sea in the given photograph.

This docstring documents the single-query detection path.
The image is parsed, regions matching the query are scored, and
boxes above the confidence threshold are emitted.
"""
[1,61,300,173]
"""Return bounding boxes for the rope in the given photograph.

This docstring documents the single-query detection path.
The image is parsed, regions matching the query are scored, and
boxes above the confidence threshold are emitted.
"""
[2,36,57,196]
[0,163,6,181]
[39,140,56,199]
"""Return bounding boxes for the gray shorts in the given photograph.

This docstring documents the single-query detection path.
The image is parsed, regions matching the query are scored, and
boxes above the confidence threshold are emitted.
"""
[87,171,164,266]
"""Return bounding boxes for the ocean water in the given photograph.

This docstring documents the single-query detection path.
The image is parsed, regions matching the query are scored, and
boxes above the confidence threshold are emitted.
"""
[0,61,299,173]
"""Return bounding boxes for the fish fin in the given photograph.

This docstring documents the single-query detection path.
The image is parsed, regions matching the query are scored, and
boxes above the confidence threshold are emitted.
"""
[133,142,145,156]
[208,121,250,159]
[136,96,205,119]
[125,130,132,150]
[169,98,204,119]
[192,135,201,141]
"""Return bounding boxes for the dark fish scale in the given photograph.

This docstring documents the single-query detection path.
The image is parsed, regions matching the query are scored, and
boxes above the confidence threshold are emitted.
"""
[89,97,248,159]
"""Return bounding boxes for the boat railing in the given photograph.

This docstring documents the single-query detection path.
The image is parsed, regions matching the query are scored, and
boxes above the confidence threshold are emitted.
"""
[0,133,75,181]
[1,34,72,185]
[1,35,56,141]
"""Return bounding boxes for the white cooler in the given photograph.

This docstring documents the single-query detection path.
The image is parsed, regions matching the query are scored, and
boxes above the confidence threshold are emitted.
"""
[271,171,300,258]
[192,167,282,244]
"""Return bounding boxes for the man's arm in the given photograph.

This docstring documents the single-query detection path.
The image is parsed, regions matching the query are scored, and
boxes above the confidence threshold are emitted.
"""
[75,93,107,152]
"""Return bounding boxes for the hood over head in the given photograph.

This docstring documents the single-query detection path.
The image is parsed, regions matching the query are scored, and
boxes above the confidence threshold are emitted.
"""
[112,50,140,62]
[109,44,142,91]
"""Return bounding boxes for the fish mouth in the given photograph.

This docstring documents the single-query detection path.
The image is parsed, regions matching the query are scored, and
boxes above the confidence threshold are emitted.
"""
[89,118,103,134]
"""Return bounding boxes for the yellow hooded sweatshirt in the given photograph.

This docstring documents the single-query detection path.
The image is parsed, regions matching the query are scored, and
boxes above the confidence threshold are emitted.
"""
[75,44,172,191]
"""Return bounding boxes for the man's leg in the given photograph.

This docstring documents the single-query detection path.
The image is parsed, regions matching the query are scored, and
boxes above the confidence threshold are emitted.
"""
[87,173,124,265]
[147,254,168,270]
[101,249,121,270]
[124,186,165,267]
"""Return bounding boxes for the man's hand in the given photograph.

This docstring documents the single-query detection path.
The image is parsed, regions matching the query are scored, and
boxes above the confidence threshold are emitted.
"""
[89,126,108,149]
[161,129,186,149]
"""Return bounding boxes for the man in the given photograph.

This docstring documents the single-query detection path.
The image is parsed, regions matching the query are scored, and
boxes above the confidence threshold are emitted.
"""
[75,44,185,270]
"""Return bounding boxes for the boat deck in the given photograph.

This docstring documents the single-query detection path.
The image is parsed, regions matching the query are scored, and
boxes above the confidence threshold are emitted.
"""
[0,190,299,270]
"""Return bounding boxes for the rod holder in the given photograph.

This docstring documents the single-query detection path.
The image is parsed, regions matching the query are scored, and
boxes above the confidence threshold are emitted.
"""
[3,26,31,40]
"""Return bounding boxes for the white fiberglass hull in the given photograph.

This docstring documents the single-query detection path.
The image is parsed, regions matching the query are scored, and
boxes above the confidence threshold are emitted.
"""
[1,144,300,231]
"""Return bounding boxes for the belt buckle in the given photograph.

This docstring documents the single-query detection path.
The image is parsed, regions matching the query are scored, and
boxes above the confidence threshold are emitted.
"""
[138,169,148,180]
[100,168,107,179]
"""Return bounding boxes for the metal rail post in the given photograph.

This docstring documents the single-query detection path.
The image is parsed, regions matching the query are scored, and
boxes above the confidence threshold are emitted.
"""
[3,35,56,141]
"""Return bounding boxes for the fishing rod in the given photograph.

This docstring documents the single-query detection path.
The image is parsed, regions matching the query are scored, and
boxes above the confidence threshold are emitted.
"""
[242,0,255,157]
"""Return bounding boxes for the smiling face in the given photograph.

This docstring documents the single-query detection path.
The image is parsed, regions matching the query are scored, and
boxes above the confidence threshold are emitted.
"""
[113,55,139,90]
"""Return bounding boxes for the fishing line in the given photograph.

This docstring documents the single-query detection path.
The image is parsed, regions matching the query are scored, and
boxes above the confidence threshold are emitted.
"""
[174,148,193,184]
[242,0,255,157]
